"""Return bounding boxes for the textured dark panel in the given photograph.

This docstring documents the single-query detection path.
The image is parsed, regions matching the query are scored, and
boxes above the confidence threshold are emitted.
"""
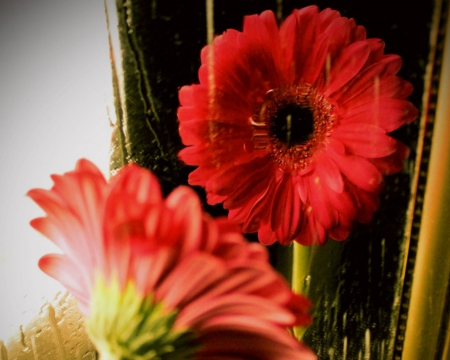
[111,0,206,195]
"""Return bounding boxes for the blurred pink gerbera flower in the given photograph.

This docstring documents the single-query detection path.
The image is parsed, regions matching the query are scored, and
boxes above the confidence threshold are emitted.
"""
[178,6,418,246]
[28,159,315,360]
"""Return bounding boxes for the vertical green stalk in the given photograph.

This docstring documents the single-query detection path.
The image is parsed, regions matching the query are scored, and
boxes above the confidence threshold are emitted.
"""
[292,242,311,339]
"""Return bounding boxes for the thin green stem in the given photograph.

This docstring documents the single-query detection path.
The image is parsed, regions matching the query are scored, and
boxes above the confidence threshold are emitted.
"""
[292,242,312,339]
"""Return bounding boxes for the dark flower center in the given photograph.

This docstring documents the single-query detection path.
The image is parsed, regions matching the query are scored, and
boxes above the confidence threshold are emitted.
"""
[272,104,314,148]
[250,85,335,172]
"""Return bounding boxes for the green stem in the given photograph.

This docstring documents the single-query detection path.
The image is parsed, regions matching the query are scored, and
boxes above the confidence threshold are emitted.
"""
[292,242,312,339]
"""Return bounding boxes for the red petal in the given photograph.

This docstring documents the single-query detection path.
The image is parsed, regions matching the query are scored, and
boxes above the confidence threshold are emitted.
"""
[328,221,352,241]
[305,174,339,230]
[369,140,410,175]
[186,166,216,187]
[313,155,344,193]
[216,158,273,208]
[280,6,321,84]
[347,183,380,223]
[339,75,412,109]
[324,182,358,221]
[363,38,385,67]
[179,119,251,147]
[320,17,352,64]
[341,98,418,133]
[271,174,303,243]
[325,41,371,97]
[242,11,281,86]
[294,210,327,246]
[287,293,313,327]
[335,55,404,106]
[317,8,342,33]
[258,222,277,245]
[329,151,384,192]
[333,123,397,158]
[240,179,277,233]
[178,85,194,106]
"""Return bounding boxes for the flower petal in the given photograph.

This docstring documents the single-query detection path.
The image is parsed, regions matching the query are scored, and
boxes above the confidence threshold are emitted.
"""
[177,6,416,247]
[280,6,322,84]
[329,150,384,192]
[305,174,339,230]
[271,174,303,244]
[325,41,371,97]
[313,155,344,193]
[333,123,397,158]
[39,254,90,314]
[341,98,418,132]
[369,140,410,175]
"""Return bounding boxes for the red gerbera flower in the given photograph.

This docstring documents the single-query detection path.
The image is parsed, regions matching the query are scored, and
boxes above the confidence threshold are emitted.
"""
[178,6,418,246]
[28,159,315,360]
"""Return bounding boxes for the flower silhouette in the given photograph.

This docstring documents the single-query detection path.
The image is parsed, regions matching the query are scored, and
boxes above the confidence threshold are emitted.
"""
[28,159,315,359]
[178,6,418,245]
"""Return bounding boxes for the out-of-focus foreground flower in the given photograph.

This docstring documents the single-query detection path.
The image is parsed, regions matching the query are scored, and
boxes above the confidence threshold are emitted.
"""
[28,159,316,360]
[178,6,418,246]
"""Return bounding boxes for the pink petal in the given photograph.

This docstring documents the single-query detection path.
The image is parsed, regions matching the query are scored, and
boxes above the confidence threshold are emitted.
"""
[199,324,315,359]
[133,248,174,295]
[199,315,300,349]
[156,254,227,309]
[108,164,162,206]
[165,186,204,253]
[38,254,90,314]
[28,197,103,273]
[186,265,274,300]
[178,294,294,329]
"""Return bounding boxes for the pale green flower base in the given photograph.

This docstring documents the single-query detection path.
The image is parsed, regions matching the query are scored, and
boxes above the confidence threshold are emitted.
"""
[87,277,199,360]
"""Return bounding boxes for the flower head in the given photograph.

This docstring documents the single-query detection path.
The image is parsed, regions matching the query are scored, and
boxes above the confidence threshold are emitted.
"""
[28,159,315,359]
[178,6,418,246]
